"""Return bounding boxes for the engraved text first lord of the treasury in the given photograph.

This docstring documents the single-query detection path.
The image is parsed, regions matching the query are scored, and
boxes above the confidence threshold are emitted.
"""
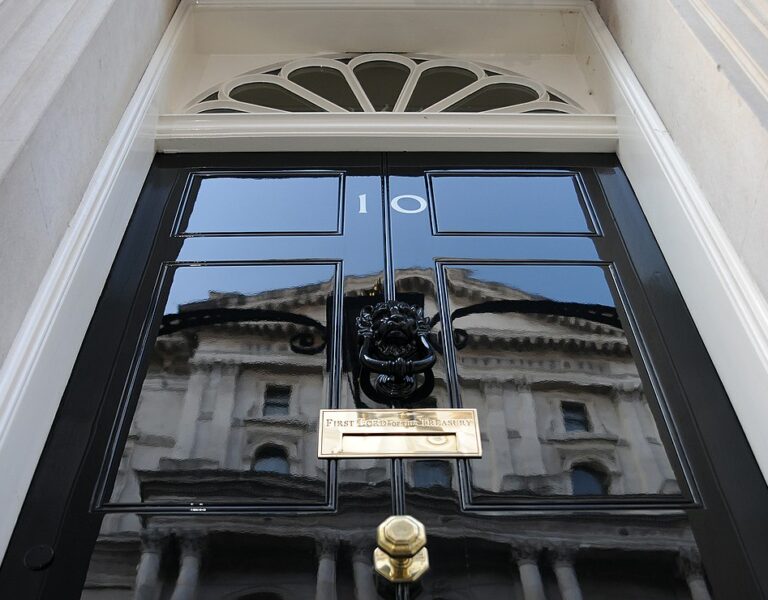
[318,409,482,459]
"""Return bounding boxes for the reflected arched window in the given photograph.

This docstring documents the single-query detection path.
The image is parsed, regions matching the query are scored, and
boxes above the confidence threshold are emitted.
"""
[252,445,289,474]
[571,464,609,495]
[412,460,452,488]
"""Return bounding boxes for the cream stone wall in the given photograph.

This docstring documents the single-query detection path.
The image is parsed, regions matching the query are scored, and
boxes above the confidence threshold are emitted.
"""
[594,0,768,300]
[0,0,178,365]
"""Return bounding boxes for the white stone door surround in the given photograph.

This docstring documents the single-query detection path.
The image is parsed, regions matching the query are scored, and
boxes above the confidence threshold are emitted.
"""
[1,0,767,563]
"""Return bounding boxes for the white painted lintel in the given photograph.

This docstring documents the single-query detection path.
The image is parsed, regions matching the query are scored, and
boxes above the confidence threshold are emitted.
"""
[156,113,618,152]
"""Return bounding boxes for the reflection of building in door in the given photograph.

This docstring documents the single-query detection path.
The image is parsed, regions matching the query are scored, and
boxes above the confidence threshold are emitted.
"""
[84,269,708,600]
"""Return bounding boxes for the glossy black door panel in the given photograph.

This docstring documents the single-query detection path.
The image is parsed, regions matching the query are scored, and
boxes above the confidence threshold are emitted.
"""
[178,171,345,235]
[2,153,767,600]
[82,461,393,599]
[427,171,596,235]
[101,263,338,507]
[441,263,686,503]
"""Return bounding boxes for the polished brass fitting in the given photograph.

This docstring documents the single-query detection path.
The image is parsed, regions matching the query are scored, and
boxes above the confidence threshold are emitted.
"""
[373,515,429,583]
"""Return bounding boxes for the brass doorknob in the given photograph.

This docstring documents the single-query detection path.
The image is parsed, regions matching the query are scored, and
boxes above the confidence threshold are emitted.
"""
[373,515,430,583]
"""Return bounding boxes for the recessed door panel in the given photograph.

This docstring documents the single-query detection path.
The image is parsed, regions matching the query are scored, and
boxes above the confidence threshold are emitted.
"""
[179,172,345,235]
[101,263,338,507]
[442,263,685,502]
[428,171,595,234]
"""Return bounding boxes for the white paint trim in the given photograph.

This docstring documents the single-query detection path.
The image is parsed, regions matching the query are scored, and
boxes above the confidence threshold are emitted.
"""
[687,0,768,106]
[2,0,768,566]
[192,0,591,9]
[156,113,617,152]
[582,2,768,476]
[735,0,768,38]
[0,0,193,559]
[279,57,375,112]
[422,76,548,113]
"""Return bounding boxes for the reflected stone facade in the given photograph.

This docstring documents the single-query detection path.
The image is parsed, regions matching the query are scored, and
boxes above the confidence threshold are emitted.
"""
[82,269,709,600]
[437,266,682,499]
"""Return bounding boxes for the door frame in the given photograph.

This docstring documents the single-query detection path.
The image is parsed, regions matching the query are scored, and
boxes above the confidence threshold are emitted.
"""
[1,0,768,565]
[4,151,768,599]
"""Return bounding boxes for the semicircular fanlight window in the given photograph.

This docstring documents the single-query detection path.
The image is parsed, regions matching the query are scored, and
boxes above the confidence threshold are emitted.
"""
[353,60,410,111]
[230,82,325,112]
[287,66,362,111]
[405,66,478,112]
[445,83,540,112]
[187,53,584,115]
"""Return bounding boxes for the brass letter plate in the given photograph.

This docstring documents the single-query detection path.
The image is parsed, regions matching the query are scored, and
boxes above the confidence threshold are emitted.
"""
[318,409,482,458]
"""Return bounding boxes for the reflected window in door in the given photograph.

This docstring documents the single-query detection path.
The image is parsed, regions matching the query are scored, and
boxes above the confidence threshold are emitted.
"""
[571,464,609,495]
[252,445,290,474]
[562,401,590,433]
[263,385,291,416]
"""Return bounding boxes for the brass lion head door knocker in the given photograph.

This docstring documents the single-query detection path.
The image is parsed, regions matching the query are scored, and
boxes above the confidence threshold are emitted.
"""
[356,301,436,406]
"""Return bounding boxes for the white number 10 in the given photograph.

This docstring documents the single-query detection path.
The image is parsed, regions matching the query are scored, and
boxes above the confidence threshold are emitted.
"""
[391,194,427,214]
[357,193,428,215]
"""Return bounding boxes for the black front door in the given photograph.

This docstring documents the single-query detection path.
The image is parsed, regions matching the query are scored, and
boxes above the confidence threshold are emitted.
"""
[2,153,767,599]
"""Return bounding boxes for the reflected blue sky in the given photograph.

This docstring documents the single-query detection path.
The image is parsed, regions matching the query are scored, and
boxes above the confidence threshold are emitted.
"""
[430,174,590,233]
[164,264,336,314]
[170,173,609,313]
[449,264,615,306]
[186,175,342,233]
